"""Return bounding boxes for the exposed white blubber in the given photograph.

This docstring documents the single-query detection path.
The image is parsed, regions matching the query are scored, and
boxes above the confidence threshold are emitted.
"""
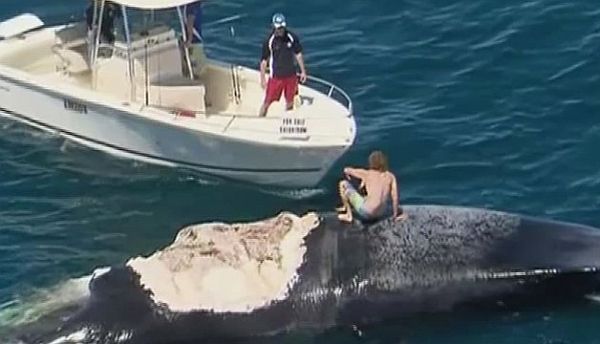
[127,212,320,313]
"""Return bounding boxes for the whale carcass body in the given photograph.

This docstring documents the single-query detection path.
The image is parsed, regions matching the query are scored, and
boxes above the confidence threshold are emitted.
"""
[18,205,600,343]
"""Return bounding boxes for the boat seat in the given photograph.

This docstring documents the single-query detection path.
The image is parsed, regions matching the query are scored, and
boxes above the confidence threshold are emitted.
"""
[145,83,206,112]
[52,24,91,75]
[141,75,204,111]
[55,22,88,48]
[53,47,90,75]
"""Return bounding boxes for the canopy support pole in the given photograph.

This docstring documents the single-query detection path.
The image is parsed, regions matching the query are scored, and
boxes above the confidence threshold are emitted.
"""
[176,6,194,80]
[121,5,136,102]
[91,0,105,90]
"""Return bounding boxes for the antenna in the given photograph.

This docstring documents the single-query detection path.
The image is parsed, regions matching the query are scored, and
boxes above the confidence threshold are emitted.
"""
[229,25,241,105]
[144,43,149,106]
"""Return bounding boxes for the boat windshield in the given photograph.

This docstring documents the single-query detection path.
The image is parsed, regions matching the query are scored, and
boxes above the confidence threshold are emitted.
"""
[112,7,182,43]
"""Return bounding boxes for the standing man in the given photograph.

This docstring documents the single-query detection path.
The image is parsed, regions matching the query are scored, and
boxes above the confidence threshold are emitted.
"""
[258,13,307,117]
[184,1,207,78]
[85,0,120,64]
[86,1,120,44]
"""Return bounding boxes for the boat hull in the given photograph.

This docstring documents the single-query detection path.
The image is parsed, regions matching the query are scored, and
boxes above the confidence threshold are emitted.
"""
[0,71,348,187]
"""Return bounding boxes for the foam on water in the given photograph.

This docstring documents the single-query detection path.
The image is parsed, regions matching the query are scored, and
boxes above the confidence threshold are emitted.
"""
[257,187,327,200]
[586,294,600,304]
[0,267,108,329]
[44,328,133,344]
[177,173,223,186]
[45,329,90,344]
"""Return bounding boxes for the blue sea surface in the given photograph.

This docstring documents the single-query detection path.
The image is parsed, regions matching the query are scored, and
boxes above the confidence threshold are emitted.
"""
[1,0,600,342]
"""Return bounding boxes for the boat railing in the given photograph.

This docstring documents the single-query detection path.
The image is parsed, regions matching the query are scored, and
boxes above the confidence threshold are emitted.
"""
[303,75,353,115]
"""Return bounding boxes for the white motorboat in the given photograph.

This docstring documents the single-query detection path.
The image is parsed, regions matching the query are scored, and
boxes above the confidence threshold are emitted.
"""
[0,0,356,187]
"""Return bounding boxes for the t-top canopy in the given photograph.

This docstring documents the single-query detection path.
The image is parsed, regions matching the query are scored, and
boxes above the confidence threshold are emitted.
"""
[96,0,199,10]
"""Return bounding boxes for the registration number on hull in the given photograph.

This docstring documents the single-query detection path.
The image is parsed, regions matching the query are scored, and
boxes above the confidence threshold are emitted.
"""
[63,99,88,114]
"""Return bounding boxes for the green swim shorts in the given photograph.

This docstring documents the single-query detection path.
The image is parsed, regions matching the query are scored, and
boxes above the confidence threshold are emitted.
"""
[342,181,371,219]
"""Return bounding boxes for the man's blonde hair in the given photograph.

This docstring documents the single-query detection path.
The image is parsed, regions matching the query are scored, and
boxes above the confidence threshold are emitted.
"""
[368,150,389,172]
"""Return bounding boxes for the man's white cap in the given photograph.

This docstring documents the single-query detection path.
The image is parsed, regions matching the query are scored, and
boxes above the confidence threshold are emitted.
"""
[272,13,286,28]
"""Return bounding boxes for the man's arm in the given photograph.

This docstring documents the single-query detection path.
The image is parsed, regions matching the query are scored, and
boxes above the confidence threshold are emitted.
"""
[344,167,367,180]
[295,53,307,83]
[260,60,268,89]
[185,13,195,46]
[260,41,269,89]
[390,174,404,220]
[85,5,93,29]
[392,176,398,217]
[292,34,307,83]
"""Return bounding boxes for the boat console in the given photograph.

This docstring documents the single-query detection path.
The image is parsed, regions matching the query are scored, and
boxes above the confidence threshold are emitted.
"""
[95,25,206,111]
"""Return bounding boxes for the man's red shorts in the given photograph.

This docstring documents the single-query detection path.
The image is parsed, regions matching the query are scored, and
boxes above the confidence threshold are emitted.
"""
[264,75,298,105]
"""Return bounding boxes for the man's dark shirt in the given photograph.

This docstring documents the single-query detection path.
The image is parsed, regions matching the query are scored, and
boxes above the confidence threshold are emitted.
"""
[86,3,120,43]
[261,30,302,78]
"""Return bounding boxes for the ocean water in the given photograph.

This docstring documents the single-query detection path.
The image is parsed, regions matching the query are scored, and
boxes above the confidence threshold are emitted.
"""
[1,0,600,343]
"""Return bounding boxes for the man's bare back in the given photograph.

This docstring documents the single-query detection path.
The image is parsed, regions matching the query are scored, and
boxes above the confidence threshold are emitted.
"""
[360,170,395,216]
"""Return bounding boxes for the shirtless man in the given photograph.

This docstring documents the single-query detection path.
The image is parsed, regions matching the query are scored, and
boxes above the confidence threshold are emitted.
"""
[336,151,406,223]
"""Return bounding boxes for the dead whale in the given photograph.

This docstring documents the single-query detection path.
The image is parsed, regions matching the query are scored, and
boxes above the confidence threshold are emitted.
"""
[18,205,600,344]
